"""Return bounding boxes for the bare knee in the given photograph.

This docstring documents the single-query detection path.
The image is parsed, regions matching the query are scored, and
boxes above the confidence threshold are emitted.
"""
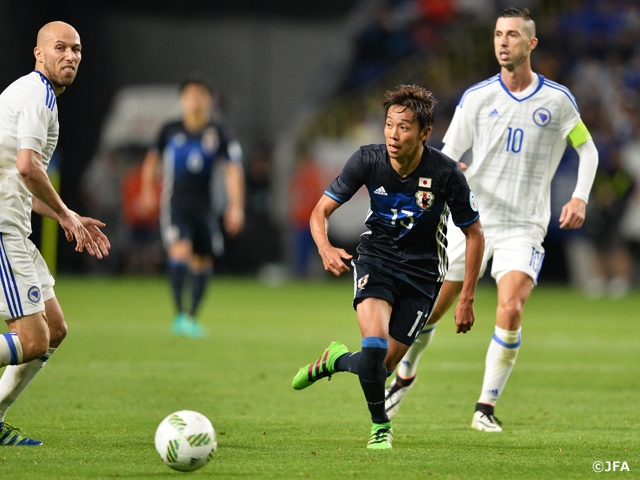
[45,298,68,348]
[7,313,50,363]
[19,334,49,363]
[497,299,524,329]
[49,319,67,347]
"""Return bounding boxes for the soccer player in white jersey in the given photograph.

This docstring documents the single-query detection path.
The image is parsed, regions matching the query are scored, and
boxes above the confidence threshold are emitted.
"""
[0,21,110,445]
[385,7,599,431]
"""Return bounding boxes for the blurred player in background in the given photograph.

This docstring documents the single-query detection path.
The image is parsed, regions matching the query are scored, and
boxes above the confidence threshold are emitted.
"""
[292,85,484,449]
[140,77,245,338]
[0,21,110,445]
[385,7,599,431]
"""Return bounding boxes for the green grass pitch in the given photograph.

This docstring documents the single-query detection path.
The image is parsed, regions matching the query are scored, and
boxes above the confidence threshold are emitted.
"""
[1,276,638,479]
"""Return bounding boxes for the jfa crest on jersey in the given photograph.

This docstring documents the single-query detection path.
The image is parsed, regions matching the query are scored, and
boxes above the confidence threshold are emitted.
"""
[443,73,581,240]
[415,190,434,210]
[325,144,479,282]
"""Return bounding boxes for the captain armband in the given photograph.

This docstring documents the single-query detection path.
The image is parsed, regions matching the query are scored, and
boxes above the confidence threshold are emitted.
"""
[567,120,591,148]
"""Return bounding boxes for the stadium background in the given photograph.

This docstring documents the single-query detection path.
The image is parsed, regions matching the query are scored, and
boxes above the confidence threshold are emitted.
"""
[1,0,638,292]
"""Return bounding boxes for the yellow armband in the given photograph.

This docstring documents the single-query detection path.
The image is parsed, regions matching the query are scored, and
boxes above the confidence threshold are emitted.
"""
[567,120,591,148]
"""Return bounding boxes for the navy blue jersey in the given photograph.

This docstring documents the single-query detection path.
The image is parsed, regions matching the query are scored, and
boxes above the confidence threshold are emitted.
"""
[155,119,242,210]
[325,144,479,282]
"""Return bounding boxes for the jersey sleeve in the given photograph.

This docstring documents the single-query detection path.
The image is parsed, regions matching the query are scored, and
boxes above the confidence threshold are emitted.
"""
[445,164,479,227]
[153,124,171,153]
[218,123,243,163]
[558,89,581,140]
[16,103,51,154]
[442,101,474,154]
[324,149,366,204]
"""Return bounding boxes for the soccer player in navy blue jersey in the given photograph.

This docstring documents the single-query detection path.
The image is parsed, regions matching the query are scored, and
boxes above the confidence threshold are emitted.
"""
[292,85,484,449]
[140,77,245,338]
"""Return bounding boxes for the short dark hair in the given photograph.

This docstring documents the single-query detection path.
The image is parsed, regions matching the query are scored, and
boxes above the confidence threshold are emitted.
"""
[498,7,536,37]
[382,84,438,131]
[180,74,214,96]
[499,7,535,23]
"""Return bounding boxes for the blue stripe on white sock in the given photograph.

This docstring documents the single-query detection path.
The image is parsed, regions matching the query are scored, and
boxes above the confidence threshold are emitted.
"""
[2,333,19,365]
[491,332,521,349]
[361,336,388,349]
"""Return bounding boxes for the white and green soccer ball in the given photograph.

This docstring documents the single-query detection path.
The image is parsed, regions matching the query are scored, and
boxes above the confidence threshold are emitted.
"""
[155,410,217,472]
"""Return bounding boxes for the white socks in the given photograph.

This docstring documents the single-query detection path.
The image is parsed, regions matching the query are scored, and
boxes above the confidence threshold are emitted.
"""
[396,324,437,379]
[478,326,521,406]
[0,347,55,423]
[0,333,23,368]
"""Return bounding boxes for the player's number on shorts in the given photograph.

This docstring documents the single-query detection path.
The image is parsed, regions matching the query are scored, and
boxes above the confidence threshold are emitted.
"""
[390,208,414,229]
[506,127,524,153]
[408,310,424,338]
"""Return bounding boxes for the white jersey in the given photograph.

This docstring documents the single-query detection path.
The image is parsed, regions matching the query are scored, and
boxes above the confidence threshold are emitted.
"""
[443,73,580,242]
[0,71,59,237]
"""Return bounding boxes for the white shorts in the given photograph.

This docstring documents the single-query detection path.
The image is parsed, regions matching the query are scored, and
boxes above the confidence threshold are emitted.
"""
[0,233,55,320]
[445,226,545,285]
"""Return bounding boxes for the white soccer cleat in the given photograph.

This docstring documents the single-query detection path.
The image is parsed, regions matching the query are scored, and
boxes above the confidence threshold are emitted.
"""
[384,377,415,419]
[471,410,503,432]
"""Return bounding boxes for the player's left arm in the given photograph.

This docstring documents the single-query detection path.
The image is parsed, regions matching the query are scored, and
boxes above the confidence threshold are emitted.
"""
[32,198,111,259]
[454,219,484,334]
[223,160,245,237]
[559,120,599,229]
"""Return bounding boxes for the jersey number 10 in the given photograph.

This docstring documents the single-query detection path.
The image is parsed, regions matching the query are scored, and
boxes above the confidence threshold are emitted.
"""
[506,127,524,153]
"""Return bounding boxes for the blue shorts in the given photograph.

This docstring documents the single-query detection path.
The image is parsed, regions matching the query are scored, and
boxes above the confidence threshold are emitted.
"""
[351,259,441,346]
[161,207,222,257]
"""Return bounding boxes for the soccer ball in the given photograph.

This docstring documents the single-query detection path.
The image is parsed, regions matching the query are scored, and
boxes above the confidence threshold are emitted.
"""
[155,410,217,472]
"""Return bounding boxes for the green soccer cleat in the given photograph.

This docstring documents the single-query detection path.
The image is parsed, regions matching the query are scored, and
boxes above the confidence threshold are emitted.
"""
[171,312,190,336]
[292,341,348,390]
[367,422,393,450]
[185,317,209,339]
[0,422,42,446]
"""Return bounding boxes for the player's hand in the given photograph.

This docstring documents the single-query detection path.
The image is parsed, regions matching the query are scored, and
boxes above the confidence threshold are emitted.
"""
[453,298,475,334]
[318,245,352,276]
[58,210,93,254]
[458,161,468,172]
[559,197,586,229]
[76,215,111,259]
[224,205,244,238]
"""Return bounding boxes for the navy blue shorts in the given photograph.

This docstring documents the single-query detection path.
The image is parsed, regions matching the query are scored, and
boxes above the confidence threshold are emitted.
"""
[162,206,223,257]
[352,259,441,346]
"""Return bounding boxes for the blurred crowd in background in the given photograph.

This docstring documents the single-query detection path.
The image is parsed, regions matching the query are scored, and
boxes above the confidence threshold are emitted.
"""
[75,0,640,297]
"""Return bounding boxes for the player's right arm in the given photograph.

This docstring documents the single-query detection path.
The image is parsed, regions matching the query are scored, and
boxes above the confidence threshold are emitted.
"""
[454,218,484,334]
[17,148,91,253]
[139,148,160,215]
[441,101,474,171]
[559,121,599,229]
[309,194,352,276]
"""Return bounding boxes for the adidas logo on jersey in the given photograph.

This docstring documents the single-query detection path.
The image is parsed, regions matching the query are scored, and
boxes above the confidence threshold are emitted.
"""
[488,109,499,117]
[373,186,388,196]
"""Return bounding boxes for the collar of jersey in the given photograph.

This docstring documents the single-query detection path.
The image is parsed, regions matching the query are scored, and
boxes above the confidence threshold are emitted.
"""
[32,70,54,91]
[499,73,544,102]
